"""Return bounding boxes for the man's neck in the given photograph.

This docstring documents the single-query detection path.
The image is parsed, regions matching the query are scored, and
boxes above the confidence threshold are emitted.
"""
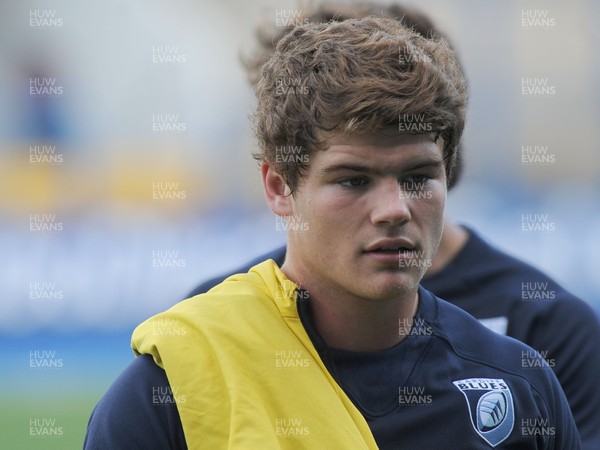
[281,262,418,352]
[311,289,419,352]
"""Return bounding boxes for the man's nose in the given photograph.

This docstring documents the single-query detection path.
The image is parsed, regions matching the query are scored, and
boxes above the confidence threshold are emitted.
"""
[370,178,411,226]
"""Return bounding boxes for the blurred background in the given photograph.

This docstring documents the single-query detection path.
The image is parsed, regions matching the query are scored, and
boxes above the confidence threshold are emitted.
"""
[1,0,599,448]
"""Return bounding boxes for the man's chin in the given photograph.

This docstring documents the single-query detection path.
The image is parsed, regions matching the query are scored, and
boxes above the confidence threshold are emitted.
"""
[360,271,419,301]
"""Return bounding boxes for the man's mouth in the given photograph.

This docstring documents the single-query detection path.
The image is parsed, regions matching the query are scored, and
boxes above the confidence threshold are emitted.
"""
[364,239,415,254]
[369,247,413,255]
[363,239,419,264]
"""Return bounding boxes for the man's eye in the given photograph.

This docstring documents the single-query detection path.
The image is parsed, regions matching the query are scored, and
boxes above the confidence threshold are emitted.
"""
[339,178,368,188]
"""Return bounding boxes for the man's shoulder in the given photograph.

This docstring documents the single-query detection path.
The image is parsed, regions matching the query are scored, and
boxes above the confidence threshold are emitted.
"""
[415,290,579,448]
[426,289,521,351]
[84,355,186,449]
[424,290,558,387]
[177,260,278,310]
[134,259,290,353]
[186,246,287,298]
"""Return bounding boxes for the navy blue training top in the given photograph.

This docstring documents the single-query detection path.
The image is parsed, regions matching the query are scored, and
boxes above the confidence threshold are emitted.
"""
[187,226,600,449]
[85,285,581,449]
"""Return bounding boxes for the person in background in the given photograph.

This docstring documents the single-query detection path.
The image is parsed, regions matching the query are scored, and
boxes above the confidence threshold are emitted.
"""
[188,3,600,448]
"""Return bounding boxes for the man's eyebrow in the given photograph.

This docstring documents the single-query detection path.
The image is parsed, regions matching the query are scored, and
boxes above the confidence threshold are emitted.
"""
[320,163,380,175]
[320,159,444,175]
[403,159,445,172]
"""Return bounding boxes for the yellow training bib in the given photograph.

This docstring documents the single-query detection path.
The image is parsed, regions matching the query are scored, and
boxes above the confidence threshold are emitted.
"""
[132,259,379,450]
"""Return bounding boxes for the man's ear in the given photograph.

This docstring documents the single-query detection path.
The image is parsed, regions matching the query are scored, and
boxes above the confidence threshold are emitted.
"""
[261,161,294,216]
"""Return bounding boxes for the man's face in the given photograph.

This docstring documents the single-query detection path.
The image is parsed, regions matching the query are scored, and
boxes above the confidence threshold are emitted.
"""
[277,132,446,302]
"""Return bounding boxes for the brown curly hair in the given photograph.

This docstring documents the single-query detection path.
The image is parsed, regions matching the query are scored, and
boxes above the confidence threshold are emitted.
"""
[254,17,467,194]
[243,2,446,87]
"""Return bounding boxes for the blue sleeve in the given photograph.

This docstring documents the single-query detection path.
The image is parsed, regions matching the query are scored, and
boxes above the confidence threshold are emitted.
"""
[186,246,287,298]
[84,354,187,450]
[423,229,600,448]
[543,362,583,450]
[525,297,600,450]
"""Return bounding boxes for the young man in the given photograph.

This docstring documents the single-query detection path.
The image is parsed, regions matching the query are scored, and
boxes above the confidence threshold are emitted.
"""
[85,17,580,449]
[190,4,600,448]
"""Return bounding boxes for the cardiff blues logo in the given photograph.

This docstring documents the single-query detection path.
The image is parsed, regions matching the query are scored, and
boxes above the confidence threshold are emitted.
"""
[453,378,514,447]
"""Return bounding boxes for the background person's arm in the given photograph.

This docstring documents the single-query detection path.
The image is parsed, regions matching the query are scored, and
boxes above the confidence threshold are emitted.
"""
[523,297,600,449]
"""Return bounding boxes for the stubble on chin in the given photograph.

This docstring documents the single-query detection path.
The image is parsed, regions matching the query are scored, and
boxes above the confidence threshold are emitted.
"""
[359,272,421,302]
